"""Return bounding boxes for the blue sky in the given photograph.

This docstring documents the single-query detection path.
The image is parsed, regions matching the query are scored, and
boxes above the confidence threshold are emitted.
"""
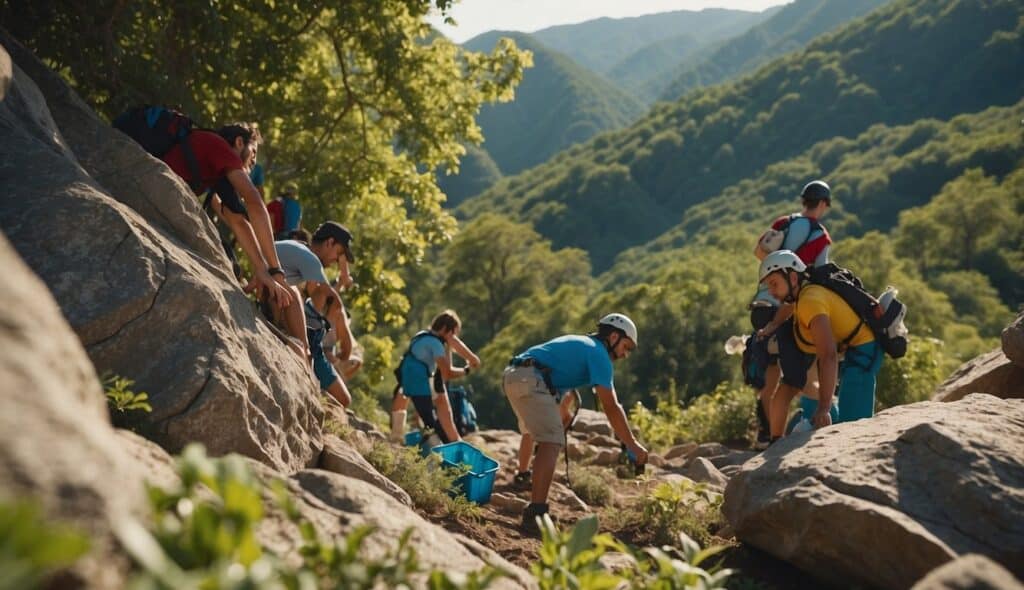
[428,0,791,43]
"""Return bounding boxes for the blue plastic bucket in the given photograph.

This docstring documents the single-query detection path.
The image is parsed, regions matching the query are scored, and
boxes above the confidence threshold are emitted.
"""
[429,441,500,504]
[404,430,422,447]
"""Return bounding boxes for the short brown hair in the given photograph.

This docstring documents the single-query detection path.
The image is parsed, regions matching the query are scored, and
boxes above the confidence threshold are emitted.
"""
[430,309,461,334]
[218,121,262,146]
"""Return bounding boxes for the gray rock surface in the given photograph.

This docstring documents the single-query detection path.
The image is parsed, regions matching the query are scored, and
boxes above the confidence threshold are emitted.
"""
[288,469,533,589]
[723,394,1024,589]
[0,231,147,589]
[319,435,412,506]
[910,554,1024,590]
[0,33,322,473]
[681,457,730,490]
[1002,312,1024,368]
[706,449,757,469]
[573,408,614,437]
[664,442,699,461]
[932,349,1024,402]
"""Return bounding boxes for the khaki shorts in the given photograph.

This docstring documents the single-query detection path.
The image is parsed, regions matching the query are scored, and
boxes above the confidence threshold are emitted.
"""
[503,366,564,445]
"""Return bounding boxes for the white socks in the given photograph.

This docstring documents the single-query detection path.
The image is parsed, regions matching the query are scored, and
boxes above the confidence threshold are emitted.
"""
[390,410,407,442]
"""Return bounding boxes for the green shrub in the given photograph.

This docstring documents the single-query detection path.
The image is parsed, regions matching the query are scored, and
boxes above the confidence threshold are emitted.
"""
[119,443,501,589]
[611,479,723,547]
[348,386,390,431]
[632,383,753,449]
[363,442,480,519]
[533,514,734,590]
[876,337,951,410]
[103,374,152,414]
[570,466,614,506]
[0,500,90,590]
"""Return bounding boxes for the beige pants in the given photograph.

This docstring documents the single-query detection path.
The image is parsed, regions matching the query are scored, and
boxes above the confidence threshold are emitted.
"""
[503,366,564,445]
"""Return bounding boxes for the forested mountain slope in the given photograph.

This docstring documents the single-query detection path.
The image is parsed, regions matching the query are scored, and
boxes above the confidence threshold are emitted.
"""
[459,0,1024,271]
[659,0,889,101]
[606,100,1024,307]
[463,31,645,175]
[531,8,769,79]
[437,144,502,208]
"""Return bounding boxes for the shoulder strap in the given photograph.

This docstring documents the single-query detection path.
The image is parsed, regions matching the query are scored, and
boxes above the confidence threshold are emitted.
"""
[404,331,444,358]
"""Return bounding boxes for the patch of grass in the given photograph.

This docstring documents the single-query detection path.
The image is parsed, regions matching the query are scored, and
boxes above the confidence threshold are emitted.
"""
[570,466,614,506]
[610,479,723,547]
[363,442,468,515]
[533,514,735,589]
[348,387,390,431]
[631,382,752,449]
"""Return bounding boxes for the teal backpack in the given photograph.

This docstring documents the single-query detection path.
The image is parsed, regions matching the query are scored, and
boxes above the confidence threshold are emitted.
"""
[394,331,445,397]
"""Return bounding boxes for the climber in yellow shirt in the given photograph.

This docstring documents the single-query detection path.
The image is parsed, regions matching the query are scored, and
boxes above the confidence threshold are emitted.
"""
[759,250,884,442]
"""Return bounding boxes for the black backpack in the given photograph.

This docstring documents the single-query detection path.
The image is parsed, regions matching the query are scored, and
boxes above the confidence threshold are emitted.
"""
[804,263,909,359]
[113,105,203,193]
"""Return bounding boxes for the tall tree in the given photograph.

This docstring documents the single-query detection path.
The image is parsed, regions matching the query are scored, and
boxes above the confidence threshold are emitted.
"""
[441,213,590,343]
[1,0,531,334]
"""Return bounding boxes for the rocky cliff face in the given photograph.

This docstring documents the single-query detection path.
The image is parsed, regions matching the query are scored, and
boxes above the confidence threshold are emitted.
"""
[0,30,322,473]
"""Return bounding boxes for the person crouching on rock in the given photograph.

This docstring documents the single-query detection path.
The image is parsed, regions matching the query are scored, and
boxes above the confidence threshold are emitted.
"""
[759,250,883,438]
[391,310,481,444]
[504,313,648,534]
[272,221,357,409]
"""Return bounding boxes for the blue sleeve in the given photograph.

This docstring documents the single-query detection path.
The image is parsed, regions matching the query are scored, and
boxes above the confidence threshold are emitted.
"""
[587,347,613,390]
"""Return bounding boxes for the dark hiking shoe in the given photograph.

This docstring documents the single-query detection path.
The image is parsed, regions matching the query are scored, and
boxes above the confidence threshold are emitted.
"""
[512,470,532,491]
[521,502,549,535]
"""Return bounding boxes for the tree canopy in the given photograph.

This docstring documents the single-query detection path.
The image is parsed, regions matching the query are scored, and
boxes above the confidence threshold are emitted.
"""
[1,0,530,340]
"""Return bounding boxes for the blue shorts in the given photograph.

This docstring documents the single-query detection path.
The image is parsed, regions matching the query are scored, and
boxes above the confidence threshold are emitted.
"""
[308,326,339,391]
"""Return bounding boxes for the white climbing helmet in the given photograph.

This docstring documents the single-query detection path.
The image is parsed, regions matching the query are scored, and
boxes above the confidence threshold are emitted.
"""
[758,250,807,283]
[598,313,638,346]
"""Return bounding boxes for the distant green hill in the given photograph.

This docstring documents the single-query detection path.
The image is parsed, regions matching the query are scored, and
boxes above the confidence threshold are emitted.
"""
[460,0,1024,271]
[659,0,889,101]
[604,99,1024,302]
[605,34,703,104]
[532,8,771,79]
[437,144,502,208]
[463,31,646,175]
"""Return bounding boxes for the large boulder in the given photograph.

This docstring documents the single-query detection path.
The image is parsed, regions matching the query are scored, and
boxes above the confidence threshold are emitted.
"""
[723,394,1024,590]
[1003,312,1024,368]
[0,231,149,588]
[0,33,322,472]
[910,554,1024,590]
[932,349,1024,402]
